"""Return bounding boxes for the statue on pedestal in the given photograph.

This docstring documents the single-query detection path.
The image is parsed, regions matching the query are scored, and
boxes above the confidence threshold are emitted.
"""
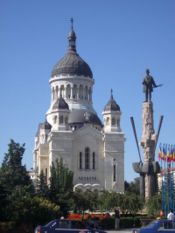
[142,69,162,102]
[131,69,163,200]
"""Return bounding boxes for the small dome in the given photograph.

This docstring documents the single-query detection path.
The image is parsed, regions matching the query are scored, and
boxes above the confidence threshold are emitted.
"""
[35,120,51,136]
[52,96,69,110]
[41,120,52,130]
[104,91,120,112]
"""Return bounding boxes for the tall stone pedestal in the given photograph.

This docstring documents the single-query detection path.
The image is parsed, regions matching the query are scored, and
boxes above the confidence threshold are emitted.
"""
[133,101,160,200]
[141,102,156,199]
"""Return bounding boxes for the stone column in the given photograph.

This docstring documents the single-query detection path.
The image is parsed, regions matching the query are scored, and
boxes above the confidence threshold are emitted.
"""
[141,102,157,199]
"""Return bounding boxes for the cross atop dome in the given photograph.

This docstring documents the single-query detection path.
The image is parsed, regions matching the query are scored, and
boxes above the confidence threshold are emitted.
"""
[70,18,74,31]
[68,18,76,52]
[111,89,113,99]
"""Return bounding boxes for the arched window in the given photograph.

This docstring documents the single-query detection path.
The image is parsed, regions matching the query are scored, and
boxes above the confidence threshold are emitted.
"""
[85,86,88,99]
[41,134,45,144]
[88,87,92,101]
[54,115,57,124]
[55,86,58,99]
[92,152,95,169]
[85,147,90,169]
[79,152,82,169]
[113,164,116,182]
[59,115,64,124]
[112,117,116,126]
[66,84,71,99]
[60,85,65,98]
[79,85,83,99]
[73,85,77,99]
[52,87,55,100]
[65,116,68,124]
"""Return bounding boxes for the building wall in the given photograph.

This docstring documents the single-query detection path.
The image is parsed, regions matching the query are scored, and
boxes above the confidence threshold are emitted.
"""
[34,123,125,192]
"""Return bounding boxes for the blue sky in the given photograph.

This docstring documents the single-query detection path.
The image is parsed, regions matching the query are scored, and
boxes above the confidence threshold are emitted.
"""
[0,0,175,182]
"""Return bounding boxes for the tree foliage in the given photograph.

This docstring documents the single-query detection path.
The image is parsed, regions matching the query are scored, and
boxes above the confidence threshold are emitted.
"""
[0,139,34,193]
[73,189,99,214]
[145,193,161,217]
[0,139,61,227]
[49,158,74,217]
[97,190,143,215]
[125,177,140,195]
[0,140,34,222]
[37,170,49,198]
[1,139,160,230]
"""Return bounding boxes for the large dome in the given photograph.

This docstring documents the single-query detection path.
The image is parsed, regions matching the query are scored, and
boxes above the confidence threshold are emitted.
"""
[68,109,102,127]
[51,22,93,78]
[51,52,93,78]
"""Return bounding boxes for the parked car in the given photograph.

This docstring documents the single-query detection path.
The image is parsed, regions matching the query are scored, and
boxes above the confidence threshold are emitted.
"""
[34,219,107,233]
[132,219,175,233]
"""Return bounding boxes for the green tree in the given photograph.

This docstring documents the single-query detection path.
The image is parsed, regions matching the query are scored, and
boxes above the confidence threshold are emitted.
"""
[125,177,140,195]
[0,140,34,221]
[73,189,99,215]
[120,192,143,215]
[98,191,121,211]
[49,158,74,217]
[145,193,161,217]
[73,189,91,216]
[86,190,99,211]
[0,182,8,220]
[5,187,60,229]
[26,196,60,227]
[98,191,143,215]
[37,170,49,198]
[0,139,33,193]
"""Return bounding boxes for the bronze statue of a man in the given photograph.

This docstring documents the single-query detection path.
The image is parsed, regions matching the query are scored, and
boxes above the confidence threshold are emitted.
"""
[142,69,161,102]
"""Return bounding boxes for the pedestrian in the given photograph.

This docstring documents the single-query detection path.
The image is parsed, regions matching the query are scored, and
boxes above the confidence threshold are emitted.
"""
[167,208,175,229]
[114,208,120,230]
[159,209,164,219]
[167,209,175,220]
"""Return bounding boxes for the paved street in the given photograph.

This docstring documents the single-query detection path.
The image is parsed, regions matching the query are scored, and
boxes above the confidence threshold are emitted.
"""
[107,229,132,233]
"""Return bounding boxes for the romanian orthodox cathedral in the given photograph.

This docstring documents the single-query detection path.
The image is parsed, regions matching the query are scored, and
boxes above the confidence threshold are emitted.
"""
[33,20,125,192]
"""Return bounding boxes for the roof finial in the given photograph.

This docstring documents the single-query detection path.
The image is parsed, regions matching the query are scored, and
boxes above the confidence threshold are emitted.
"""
[68,18,76,52]
[70,18,74,31]
[111,89,113,99]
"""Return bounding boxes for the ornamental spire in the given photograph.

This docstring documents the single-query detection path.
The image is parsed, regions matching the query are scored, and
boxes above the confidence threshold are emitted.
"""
[111,89,113,100]
[70,17,74,31]
[68,18,77,53]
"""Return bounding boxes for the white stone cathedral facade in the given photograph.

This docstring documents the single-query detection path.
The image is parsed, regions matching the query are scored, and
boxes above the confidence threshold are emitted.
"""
[33,21,125,192]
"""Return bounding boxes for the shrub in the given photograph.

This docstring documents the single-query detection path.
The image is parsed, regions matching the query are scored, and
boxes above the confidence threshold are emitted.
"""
[0,222,16,233]
[120,217,141,228]
[100,218,114,229]
[99,216,141,229]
